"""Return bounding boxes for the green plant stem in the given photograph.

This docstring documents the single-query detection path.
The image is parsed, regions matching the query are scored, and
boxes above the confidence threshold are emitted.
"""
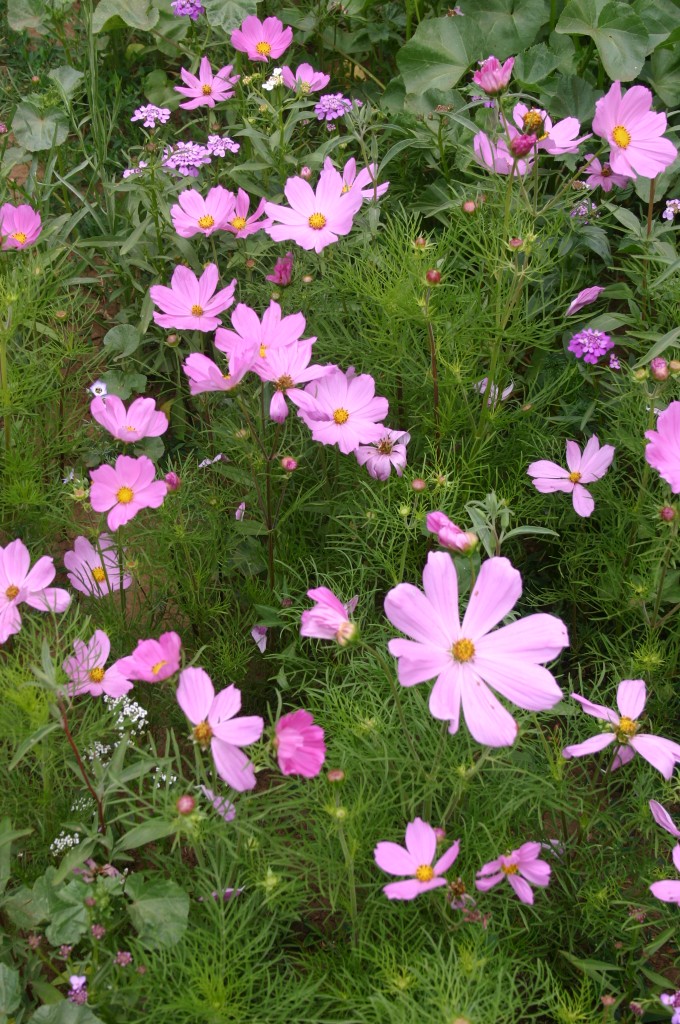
[369,645,420,766]
[423,287,440,457]
[58,698,106,833]
[650,520,678,627]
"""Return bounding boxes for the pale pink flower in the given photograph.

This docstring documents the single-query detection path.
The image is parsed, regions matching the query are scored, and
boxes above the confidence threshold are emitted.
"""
[355,429,410,480]
[475,377,513,408]
[527,436,615,518]
[274,709,326,777]
[426,511,476,552]
[64,534,131,597]
[175,56,239,109]
[650,845,680,906]
[182,349,256,396]
[300,587,358,645]
[230,15,293,62]
[472,55,514,95]
[170,187,236,238]
[63,630,133,699]
[90,395,168,443]
[251,625,267,653]
[150,264,236,332]
[326,156,389,202]
[645,402,680,493]
[0,539,70,644]
[281,63,329,93]
[374,817,460,900]
[264,165,363,253]
[224,188,269,238]
[116,631,182,682]
[0,203,42,249]
[582,153,631,191]
[253,339,333,423]
[177,667,264,790]
[475,842,550,904]
[592,81,677,179]
[290,368,388,454]
[565,285,605,317]
[650,800,680,839]
[89,455,168,531]
[235,502,246,521]
[473,131,532,176]
[200,785,236,821]
[384,553,568,747]
[215,300,314,371]
[265,251,294,286]
[563,679,680,779]
[513,103,589,155]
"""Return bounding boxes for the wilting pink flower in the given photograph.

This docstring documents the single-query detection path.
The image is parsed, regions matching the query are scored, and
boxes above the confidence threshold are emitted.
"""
[224,188,269,238]
[384,553,568,747]
[0,539,71,644]
[116,631,182,682]
[472,55,514,95]
[563,680,680,779]
[527,436,615,518]
[645,402,680,493]
[659,989,680,1022]
[64,534,131,597]
[281,63,329,93]
[426,511,476,552]
[253,338,333,423]
[509,133,536,157]
[231,15,292,62]
[582,153,631,191]
[215,301,314,369]
[251,625,267,653]
[475,377,513,408]
[264,165,363,253]
[182,349,256,396]
[355,429,410,480]
[0,203,42,249]
[650,800,680,840]
[473,132,532,176]
[235,502,246,521]
[565,285,605,317]
[374,817,460,900]
[165,472,181,491]
[329,156,389,202]
[200,785,236,821]
[171,187,236,238]
[150,264,236,332]
[290,368,388,453]
[513,103,589,155]
[63,630,132,699]
[475,842,550,904]
[175,56,239,109]
[89,454,168,531]
[90,395,168,443]
[274,709,326,777]
[593,81,677,179]
[177,667,264,790]
[266,251,294,286]
[281,456,297,471]
[300,587,358,644]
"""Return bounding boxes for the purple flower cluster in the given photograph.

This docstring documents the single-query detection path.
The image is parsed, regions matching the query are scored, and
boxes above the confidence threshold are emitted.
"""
[130,105,171,129]
[163,141,212,177]
[662,198,680,222]
[568,328,614,364]
[661,990,680,1024]
[171,0,204,17]
[206,134,240,157]
[314,93,358,125]
[122,160,148,179]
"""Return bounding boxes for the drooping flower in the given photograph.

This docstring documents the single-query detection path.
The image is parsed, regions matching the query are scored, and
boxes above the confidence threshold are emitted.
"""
[645,402,680,493]
[565,285,605,317]
[527,436,615,518]
[300,587,358,645]
[567,327,614,364]
[116,631,182,683]
[177,668,264,791]
[563,679,680,779]
[130,105,171,129]
[182,348,256,396]
[175,56,239,109]
[290,368,388,453]
[475,377,513,408]
[200,785,236,821]
[281,63,330,94]
[224,188,269,238]
[89,455,168,531]
[215,300,313,368]
[90,395,168,443]
[513,103,589,155]
[327,156,389,202]
[384,553,568,747]
[0,539,71,644]
[374,817,460,900]
[252,338,333,423]
[472,55,514,95]
[230,15,293,62]
[582,153,631,191]
[150,264,236,332]
[63,630,133,699]
[592,81,677,179]
[426,511,476,552]
[473,131,532,176]
[475,842,550,904]
[650,800,680,839]
[274,709,326,777]
[0,203,42,249]
[265,165,363,253]
[170,187,236,238]
[64,534,132,597]
[265,251,294,286]
[659,989,680,1023]
[355,429,410,480]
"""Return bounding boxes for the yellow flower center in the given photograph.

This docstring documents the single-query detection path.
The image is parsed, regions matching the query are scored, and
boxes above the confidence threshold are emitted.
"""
[259,344,267,358]
[612,125,631,148]
[415,865,435,882]
[336,621,356,645]
[193,720,213,746]
[299,81,311,95]
[191,304,204,317]
[151,659,167,676]
[377,437,394,455]
[230,216,247,230]
[522,110,544,133]
[255,41,272,56]
[568,471,582,483]
[615,715,638,743]
[117,486,134,504]
[10,231,27,245]
[333,408,349,424]
[198,215,215,228]
[89,667,105,683]
[452,638,475,662]
[201,84,212,95]
[276,374,295,391]
[91,566,106,583]
[341,183,351,193]
[5,584,19,600]
[308,212,327,230]
[124,425,136,432]
[501,863,518,875]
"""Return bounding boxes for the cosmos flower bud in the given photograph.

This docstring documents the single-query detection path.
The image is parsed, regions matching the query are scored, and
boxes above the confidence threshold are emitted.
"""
[300,166,312,179]
[281,456,298,471]
[462,200,476,214]
[413,235,428,248]
[425,268,441,284]
[660,505,676,521]
[327,768,345,782]
[176,795,196,815]
[165,472,181,491]
[165,334,180,347]
[302,274,313,283]
[411,478,427,491]
[510,133,536,157]
[650,357,670,381]
[669,359,680,374]
[245,258,256,269]
[433,827,446,842]
[632,368,649,381]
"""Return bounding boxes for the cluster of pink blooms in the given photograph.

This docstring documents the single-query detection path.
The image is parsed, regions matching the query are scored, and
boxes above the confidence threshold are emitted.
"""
[0,202,42,250]
[170,187,267,239]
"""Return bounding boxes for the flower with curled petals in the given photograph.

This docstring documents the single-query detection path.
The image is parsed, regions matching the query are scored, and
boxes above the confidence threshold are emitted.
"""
[565,286,605,317]
[63,630,133,699]
[650,800,680,839]
[476,842,550,904]
[513,103,589,155]
[115,631,182,683]
[527,436,615,518]
[274,709,326,777]
[650,846,680,907]
[300,588,358,645]
[374,817,460,900]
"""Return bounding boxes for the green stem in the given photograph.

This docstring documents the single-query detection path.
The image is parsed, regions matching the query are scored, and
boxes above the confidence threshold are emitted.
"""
[651,521,678,627]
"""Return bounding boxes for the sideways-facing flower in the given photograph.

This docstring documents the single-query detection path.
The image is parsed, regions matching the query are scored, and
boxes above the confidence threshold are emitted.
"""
[177,668,264,790]
[175,56,239,109]
[290,368,388,454]
[116,631,182,683]
[472,55,514,95]
[171,187,236,238]
[592,81,677,179]
[230,15,292,62]
[182,349,256,396]
[224,188,269,238]
[582,153,631,191]
[300,587,358,645]
[281,63,329,94]
[251,625,267,653]
[355,429,410,480]
[200,785,235,822]
[90,395,168,443]
[0,203,42,249]
[513,103,589,155]
[266,251,294,286]
[384,553,568,747]
[473,132,532,176]
[645,401,680,493]
[563,679,680,780]
[426,511,476,552]
[265,165,363,253]
[475,842,550,904]
[90,455,167,531]
[527,436,615,518]
[475,377,513,408]
[63,630,133,699]
[650,846,680,906]
[274,709,326,777]
[64,534,131,597]
[650,800,680,839]
[568,327,614,364]
[150,264,236,332]
[565,285,605,317]
[0,539,71,644]
[374,817,460,900]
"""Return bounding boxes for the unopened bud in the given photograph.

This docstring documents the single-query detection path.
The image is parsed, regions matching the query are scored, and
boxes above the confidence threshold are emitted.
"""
[632,368,649,381]
[650,357,669,381]
[270,290,280,300]
[165,334,180,348]
[433,827,446,842]
[55,310,67,319]
[176,795,196,815]
[327,769,345,783]
[300,166,312,180]
[281,456,298,471]
[245,258,256,269]
[510,133,536,157]
[660,505,676,522]
[31,75,40,83]
[425,269,441,284]
[165,472,180,491]
[508,236,523,249]
[413,235,428,248]
[411,478,427,491]
[669,359,680,374]
[302,274,313,284]
[461,200,476,214]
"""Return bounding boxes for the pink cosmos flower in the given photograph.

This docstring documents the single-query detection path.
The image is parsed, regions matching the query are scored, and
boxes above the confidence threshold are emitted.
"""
[0,539,71,644]
[513,103,589,155]
[565,285,605,317]
[374,817,460,900]
[215,301,314,370]
[384,553,568,747]
[527,436,615,518]
[582,154,631,191]
[563,679,680,779]
[264,165,363,253]
[426,511,476,552]
[150,264,236,332]
[592,81,677,179]
[63,630,133,699]
[64,534,131,597]
[182,349,256,396]
[177,668,264,791]
[300,587,358,645]
[0,203,42,249]
[473,132,532,176]
[650,800,680,839]
[252,339,333,423]
[645,402,680,493]
[475,842,550,904]
[174,56,239,109]
[90,395,168,443]
[89,455,168,531]
[200,785,236,822]
[650,845,680,906]
[281,63,329,93]
[355,428,410,480]
[224,188,269,238]
[290,368,388,454]
[266,251,294,286]
[230,15,293,62]
[116,631,182,683]
[326,156,389,202]
[170,187,236,238]
[472,55,514,95]
[274,709,326,777]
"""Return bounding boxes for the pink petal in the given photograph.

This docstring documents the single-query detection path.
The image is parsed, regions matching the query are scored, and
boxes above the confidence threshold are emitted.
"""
[384,581,451,647]
[382,878,447,900]
[527,460,569,479]
[562,733,615,758]
[649,800,680,838]
[477,613,568,663]
[616,678,646,719]
[570,693,618,723]
[429,662,464,721]
[421,551,461,634]
[434,839,460,875]
[518,860,550,886]
[211,715,264,747]
[460,675,518,747]
[508,874,534,903]
[209,683,241,724]
[472,656,562,711]
[475,871,503,891]
[374,840,417,876]
[571,483,594,517]
[629,735,680,780]
[650,880,680,904]
[176,667,214,725]
[388,638,452,687]
[210,740,256,791]
[460,556,522,640]
[404,817,436,865]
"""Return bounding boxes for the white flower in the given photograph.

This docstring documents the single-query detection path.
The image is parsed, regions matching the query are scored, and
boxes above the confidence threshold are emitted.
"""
[88,379,108,397]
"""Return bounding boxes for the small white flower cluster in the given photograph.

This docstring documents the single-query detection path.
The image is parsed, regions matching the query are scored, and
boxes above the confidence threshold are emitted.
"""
[153,766,178,788]
[70,796,93,814]
[262,68,284,92]
[50,831,81,856]
[85,740,112,762]
[104,695,148,736]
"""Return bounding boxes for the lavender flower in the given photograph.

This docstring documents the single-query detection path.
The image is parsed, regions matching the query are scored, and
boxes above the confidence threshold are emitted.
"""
[662,199,680,222]
[68,976,88,1004]
[568,328,614,364]
[163,141,211,177]
[571,200,598,222]
[171,0,204,16]
[314,94,355,123]
[114,950,133,966]
[609,353,621,370]
[206,135,240,158]
[660,990,680,1023]
[131,105,171,129]
[122,160,148,179]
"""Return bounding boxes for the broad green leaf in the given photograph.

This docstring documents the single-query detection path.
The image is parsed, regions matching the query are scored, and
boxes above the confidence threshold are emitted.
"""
[12,102,68,152]
[9,722,60,770]
[538,74,597,121]
[0,817,33,895]
[644,45,680,106]
[0,965,21,1015]
[92,0,159,33]
[556,0,649,81]
[396,17,482,95]
[202,0,256,32]
[7,0,46,31]
[100,369,147,400]
[47,66,85,102]
[459,0,550,57]
[513,43,560,85]
[632,0,679,50]
[102,324,141,359]
[632,326,680,367]
[29,1004,106,1024]
[126,875,189,948]
[115,818,175,852]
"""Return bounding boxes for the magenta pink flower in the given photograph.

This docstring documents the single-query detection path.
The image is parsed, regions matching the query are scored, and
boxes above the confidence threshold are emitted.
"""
[650,800,680,839]
[150,264,236,332]
[274,709,326,777]
[170,186,236,238]
[266,251,294,286]
[0,539,70,644]
[116,631,182,682]
[513,103,589,155]
[290,368,388,454]
[215,300,314,369]
[182,349,256,396]
[582,153,631,191]
[473,131,532,176]
[63,630,133,699]
[64,534,131,597]
[562,679,680,779]
[384,553,568,747]
[426,511,476,552]
[593,81,677,179]
[472,55,514,95]
[89,455,167,531]
[175,56,239,109]
[355,428,410,480]
[0,203,41,249]
[565,285,605,317]
[475,842,550,904]
[253,339,333,423]
[645,402,680,493]
[300,587,358,645]
[224,188,269,238]
[230,14,292,62]
[200,785,235,821]
[264,165,363,253]
[374,817,460,900]
[90,395,168,443]
[527,436,615,518]
[650,845,680,905]
[328,156,389,202]
[177,667,264,790]
[281,63,329,93]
